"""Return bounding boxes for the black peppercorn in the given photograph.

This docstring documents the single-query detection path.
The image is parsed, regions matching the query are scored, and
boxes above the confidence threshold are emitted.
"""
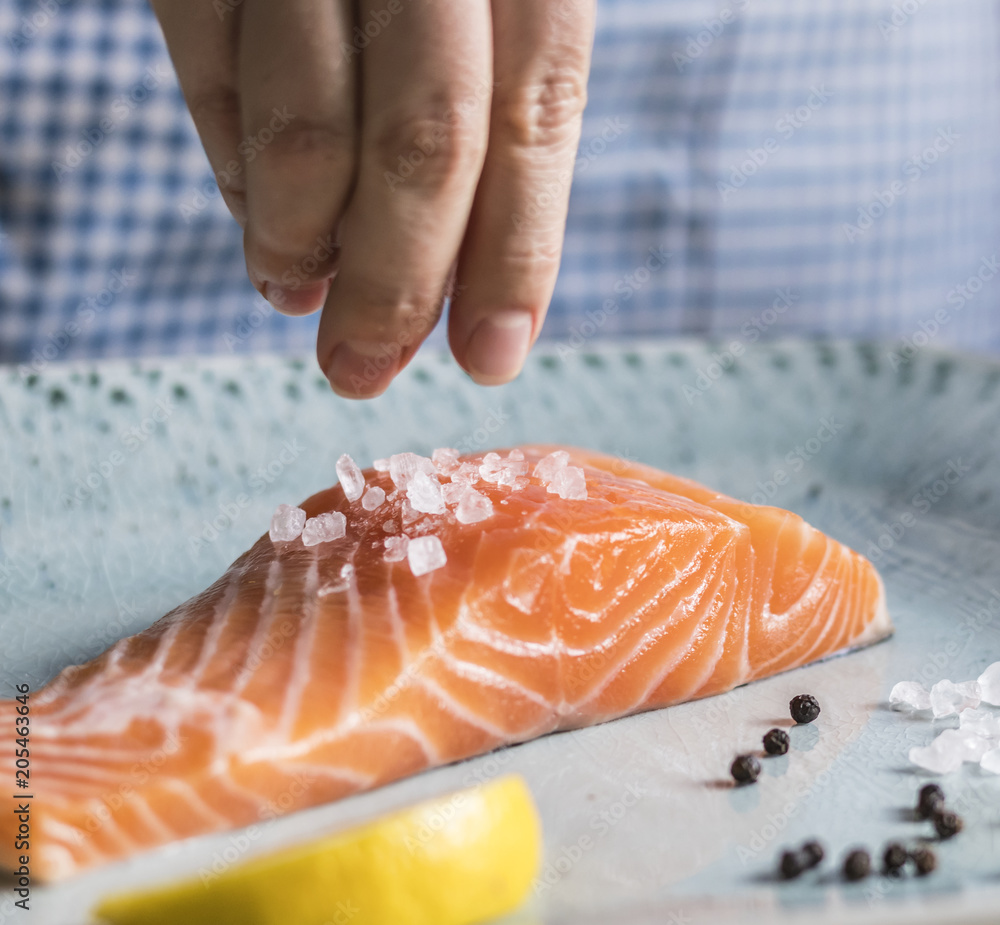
[932,808,963,840]
[779,850,805,879]
[730,754,761,785]
[917,783,945,819]
[801,840,824,869]
[910,846,937,876]
[789,694,821,724]
[882,842,908,876]
[763,728,790,756]
[843,848,871,881]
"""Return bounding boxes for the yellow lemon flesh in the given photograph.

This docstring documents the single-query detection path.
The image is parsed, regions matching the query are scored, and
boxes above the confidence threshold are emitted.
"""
[93,775,541,925]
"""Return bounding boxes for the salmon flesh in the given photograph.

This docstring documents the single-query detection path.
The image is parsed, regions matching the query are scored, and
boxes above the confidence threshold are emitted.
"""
[0,447,891,880]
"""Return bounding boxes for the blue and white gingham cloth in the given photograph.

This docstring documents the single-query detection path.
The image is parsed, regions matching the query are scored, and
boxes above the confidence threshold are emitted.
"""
[1,0,999,366]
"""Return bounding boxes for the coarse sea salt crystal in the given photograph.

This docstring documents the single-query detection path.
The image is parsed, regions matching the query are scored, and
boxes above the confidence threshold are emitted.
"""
[495,449,528,487]
[401,499,420,525]
[982,748,1000,774]
[959,707,1000,744]
[269,504,306,542]
[432,447,461,474]
[384,535,409,562]
[957,729,994,763]
[442,480,470,506]
[456,488,493,524]
[505,449,528,472]
[909,729,972,775]
[362,486,386,511]
[407,471,446,514]
[978,661,1000,706]
[496,453,529,488]
[389,452,437,490]
[929,679,981,718]
[533,450,570,484]
[548,465,588,501]
[450,462,480,484]
[889,681,932,712]
[382,520,399,534]
[407,535,447,576]
[373,458,390,472]
[479,452,505,483]
[301,511,347,546]
[336,454,366,502]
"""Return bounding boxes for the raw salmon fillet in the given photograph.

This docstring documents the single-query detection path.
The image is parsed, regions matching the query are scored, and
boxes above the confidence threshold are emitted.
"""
[0,447,890,880]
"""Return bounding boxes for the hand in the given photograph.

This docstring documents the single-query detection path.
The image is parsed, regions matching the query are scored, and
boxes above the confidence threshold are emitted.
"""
[152,0,597,398]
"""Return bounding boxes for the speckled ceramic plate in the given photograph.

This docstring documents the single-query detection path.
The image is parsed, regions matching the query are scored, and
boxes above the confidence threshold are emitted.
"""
[2,339,1000,925]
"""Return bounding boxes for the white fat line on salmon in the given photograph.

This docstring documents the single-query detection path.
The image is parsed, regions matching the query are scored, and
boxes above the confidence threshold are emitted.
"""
[233,619,297,688]
[276,561,321,738]
[230,558,283,698]
[533,781,647,895]
[71,729,186,841]
[560,535,718,692]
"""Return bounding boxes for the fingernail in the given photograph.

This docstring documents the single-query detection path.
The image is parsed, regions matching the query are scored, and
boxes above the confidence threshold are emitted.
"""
[325,340,400,399]
[263,280,330,316]
[465,311,533,384]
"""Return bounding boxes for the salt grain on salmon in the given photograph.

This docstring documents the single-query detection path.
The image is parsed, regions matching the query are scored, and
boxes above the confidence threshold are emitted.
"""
[0,446,892,881]
[456,488,493,524]
[442,480,469,506]
[432,447,461,474]
[384,535,409,562]
[479,452,505,483]
[533,449,570,484]
[450,462,481,484]
[301,512,347,547]
[547,465,588,501]
[336,453,365,502]
[389,452,437,490]
[269,503,306,542]
[373,458,390,472]
[406,471,446,514]
[407,534,446,576]
[362,486,386,511]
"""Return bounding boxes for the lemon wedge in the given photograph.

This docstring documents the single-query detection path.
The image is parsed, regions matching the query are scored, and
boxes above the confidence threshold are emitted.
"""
[93,775,541,925]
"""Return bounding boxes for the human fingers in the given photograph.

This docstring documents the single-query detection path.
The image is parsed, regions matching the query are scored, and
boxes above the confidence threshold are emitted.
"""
[448,0,596,384]
[316,0,493,397]
[237,0,357,316]
[151,0,247,225]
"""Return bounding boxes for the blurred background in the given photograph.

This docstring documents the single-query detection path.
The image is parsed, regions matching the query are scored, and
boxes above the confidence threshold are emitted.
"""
[1,0,999,365]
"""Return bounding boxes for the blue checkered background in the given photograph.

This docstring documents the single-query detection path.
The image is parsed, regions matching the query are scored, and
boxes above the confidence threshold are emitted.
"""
[1,0,999,366]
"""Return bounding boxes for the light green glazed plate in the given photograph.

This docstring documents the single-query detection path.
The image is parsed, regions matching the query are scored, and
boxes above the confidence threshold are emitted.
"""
[1,338,999,925]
